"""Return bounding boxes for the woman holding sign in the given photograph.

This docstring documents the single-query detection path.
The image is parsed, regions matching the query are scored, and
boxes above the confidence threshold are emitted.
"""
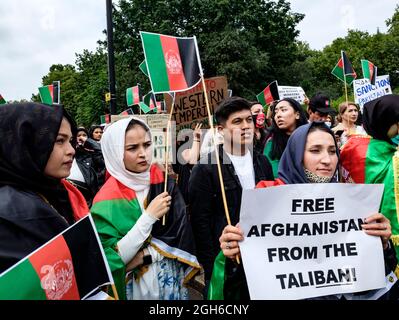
[90,117,201,300]
[214,121,397,300]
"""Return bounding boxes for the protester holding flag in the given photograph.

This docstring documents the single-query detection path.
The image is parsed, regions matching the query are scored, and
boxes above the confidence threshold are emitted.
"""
[0,103,88,273]
[90,117,201,300]
[215,121,398,300]
[263,98,308,178]
[189,97,273,298]
[332,102,367,146]
[341,95,399,266]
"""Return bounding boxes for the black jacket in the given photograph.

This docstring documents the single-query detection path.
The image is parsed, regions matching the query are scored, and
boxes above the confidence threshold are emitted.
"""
[0,186,71,273]
[71,138,105,207]
[188,145,273,281]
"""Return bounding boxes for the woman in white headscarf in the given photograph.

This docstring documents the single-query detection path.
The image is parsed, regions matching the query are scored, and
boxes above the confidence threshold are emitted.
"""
[91,117,200,300]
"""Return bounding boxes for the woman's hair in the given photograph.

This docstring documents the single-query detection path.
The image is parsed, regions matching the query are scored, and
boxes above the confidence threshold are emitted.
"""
[268,98,308,160]
[88,125,103,139]
[126,119,150,133]
[77,127,88,136]
[337,102,358,122]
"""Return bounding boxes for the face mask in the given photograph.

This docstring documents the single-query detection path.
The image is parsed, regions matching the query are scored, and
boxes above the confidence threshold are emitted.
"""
[391,134,399,145]
[325,121,331,128]
[253,113,265,128]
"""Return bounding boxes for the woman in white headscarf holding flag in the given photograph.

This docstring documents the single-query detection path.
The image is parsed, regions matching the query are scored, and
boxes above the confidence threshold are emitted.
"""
[91,117,201,300]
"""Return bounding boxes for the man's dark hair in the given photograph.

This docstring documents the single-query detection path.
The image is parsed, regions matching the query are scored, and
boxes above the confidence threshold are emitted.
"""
[215,97,252,125]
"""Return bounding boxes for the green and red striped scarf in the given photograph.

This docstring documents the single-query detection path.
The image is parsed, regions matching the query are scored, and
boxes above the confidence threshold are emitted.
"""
[341,136,399,265]
[91,165,200,300]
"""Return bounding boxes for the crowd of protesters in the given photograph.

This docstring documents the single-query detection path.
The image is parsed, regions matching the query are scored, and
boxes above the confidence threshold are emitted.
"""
[1,92,399,300]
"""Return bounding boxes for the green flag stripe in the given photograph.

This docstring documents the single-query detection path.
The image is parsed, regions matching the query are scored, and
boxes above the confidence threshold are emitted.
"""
[141,33,170,92]
[39,86,53,105]
[256,92,267,107]
[0,258,46,300]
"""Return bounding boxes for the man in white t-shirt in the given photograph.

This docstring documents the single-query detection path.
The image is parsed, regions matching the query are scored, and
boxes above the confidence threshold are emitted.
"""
[189,97,274,299]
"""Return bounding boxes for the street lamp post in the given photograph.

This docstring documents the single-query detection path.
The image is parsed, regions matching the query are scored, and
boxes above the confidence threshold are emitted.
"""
[106,0,117,114]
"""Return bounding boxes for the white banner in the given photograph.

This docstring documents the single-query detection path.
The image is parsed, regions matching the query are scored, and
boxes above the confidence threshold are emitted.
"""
[239,183,386,300]
[353,75,392,111]
[278,86,306,104]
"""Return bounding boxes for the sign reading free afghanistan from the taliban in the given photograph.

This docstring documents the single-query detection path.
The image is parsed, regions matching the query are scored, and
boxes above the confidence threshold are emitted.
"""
[353,75,392,111]
[110,114,172,164]
[164,76,228,133]
[239,183,386,300]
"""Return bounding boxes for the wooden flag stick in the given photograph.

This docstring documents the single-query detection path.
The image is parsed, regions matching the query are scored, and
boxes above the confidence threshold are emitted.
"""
[111,283,119,300]
[162,94,175,226]
[200,75,240,265]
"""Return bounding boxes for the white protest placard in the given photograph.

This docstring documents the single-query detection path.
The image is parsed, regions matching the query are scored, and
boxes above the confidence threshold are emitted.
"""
[239,183,385,300]
[353,75,392,111]
[110,114,172,163]
[278,86,306,104]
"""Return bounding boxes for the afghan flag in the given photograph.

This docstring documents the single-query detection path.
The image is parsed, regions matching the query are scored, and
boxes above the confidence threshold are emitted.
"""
[256,81,279,107]
[331,51,357,85]
[0,94,6,105]
[0,215,114,300]
[100,114,111,124]
[91,165,201,300]
[119,108,134,116]
[139,92,157,114]
[340,136,399,265]
[39,85,54,105]
[140,31,201,94]
[139,60,149,77]
[361,59,377,86]
[126,85,141,106]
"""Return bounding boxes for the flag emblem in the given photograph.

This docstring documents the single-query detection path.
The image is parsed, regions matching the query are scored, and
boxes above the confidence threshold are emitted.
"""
[40,259,75,300]
[166,50,183,74]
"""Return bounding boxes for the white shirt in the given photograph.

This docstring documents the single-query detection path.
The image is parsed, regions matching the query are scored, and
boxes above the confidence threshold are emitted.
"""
[226,150,255,190]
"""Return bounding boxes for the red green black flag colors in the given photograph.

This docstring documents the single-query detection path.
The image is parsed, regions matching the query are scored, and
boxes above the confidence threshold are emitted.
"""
[39,85,54,105]
[331,51,357,85]
[140,31,201,94]
[100,114,111,125]
[361,59,377,86]
[0,215,114,300]
[257,81,280,107]
[0,94,6,105]
[126,85,141,106]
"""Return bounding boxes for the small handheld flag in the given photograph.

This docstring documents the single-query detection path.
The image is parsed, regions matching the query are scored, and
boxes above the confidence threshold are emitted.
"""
[0,94,6,105]
[257,81,280,107]
[331,51,357,85]
[126,85,141,106]
[140,31,201,94]
[361,59,377,86]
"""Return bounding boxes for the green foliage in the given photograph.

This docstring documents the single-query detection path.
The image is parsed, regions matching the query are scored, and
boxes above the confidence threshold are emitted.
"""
[34,1,399,127]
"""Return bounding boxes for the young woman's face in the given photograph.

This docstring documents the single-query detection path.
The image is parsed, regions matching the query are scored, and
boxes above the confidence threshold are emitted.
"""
[44,118,75,179]
[123,125,152,173]
[342,105,358,124]
[274,101,300,133]
[92,128,103,141]
[77,131,88,144]
[303,130,338,178]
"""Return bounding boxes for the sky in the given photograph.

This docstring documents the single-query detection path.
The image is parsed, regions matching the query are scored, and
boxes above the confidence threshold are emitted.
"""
[0,0,398,101]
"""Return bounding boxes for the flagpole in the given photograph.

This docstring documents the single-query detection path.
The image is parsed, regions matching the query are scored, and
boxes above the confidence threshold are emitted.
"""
[342,50,350,136]
[162,93,175,226]
[110,284,119,300]
[194,36,240,264]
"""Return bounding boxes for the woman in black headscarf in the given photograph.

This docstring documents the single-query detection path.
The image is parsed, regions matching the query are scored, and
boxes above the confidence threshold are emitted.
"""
[214,122,397,300]
[0,103,88,273]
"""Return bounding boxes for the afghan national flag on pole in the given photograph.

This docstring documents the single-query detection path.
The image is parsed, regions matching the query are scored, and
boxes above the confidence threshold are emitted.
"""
[139,60,149,77]
[331,51,357,85]
[39,85,54,105]
[119,108,134,116]
[256,81,279,107]
[100,114,111,125]
[139,92,157,114]
[0,215,114,300]
[0,94,6,105]
[340,136,399,264]
[361,59,377,86]
[140,31,201,94]
[126,85,141,106]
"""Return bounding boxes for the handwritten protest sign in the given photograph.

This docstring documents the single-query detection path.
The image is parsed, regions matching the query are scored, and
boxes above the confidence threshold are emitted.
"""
[239,183,385,300]
[110,114,172,163]
[164,76,228,133]
[353,75,392,111]
[278,86,306,104]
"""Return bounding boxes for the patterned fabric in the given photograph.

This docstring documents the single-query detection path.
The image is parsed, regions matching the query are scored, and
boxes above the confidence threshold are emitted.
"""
[304,168,334,183]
